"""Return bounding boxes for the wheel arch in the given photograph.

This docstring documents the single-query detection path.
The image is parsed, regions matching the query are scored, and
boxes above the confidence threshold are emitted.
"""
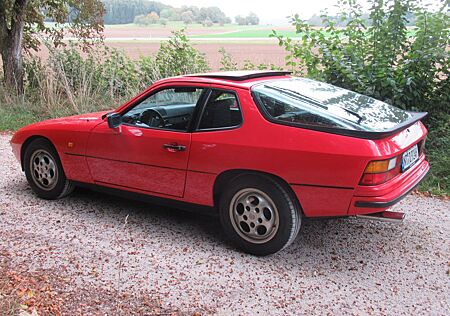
[212,169,302,212]
[20,135,56,170]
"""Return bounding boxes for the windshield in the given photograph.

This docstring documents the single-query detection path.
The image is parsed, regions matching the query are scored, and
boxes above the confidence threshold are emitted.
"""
[252,78,412,132]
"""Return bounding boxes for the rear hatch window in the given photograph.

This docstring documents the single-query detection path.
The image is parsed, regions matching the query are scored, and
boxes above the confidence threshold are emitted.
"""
[251,78,425,138]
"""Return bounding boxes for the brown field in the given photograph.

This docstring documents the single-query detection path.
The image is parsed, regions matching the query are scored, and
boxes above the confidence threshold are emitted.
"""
[34,41,287,71]
[33,24,290,70]
[110,42,287,69]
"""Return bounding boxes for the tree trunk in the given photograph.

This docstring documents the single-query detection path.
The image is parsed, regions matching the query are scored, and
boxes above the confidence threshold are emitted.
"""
[0,0,28,95]
[1,35,24,95]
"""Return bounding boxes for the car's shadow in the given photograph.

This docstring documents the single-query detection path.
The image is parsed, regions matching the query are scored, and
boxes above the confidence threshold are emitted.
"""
[65,186,414,266]
[10,180,418,270]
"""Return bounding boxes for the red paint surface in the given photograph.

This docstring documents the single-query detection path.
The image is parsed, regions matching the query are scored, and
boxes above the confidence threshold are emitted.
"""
[10,75,429,217]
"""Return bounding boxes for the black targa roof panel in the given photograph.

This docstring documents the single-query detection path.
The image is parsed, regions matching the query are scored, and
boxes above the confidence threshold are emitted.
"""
[186,71,292,81]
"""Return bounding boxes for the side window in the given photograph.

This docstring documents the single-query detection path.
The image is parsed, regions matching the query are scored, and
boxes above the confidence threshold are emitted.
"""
[198,90,242,130]
[122,87,204,131]
[254,92,342,128]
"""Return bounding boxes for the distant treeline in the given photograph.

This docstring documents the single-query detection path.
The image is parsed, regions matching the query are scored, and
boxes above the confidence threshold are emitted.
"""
[102,0,231,25]
[307,12,417,26]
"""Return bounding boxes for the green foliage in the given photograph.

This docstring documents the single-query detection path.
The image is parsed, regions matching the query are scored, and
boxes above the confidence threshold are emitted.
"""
[219,48,282,71]
[219,48,238,71]
[272,0,449,112]
[134,12,160,25]
[272,0,449,195]
[155,30,209,78]
[102,0,230,25]
[419,114,450,195]
[103,0,168,24]
[0,30,208,119]
[0,0,105,52]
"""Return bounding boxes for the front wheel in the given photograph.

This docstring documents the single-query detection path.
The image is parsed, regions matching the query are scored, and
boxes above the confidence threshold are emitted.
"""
[219,175,301,256]
[24,138,74,200]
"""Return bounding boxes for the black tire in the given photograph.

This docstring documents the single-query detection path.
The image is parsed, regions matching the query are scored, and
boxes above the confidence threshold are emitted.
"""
[219,174,301,256]
[24,138,74,200]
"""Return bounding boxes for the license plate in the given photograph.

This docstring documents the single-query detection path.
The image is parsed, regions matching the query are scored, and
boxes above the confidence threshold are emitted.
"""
[402,145,419,172]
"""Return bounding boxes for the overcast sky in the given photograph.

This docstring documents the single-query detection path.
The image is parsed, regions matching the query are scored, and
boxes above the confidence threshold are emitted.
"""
[161,0,444,24]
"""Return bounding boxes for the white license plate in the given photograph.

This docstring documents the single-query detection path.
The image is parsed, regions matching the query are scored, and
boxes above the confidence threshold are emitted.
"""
[402,145,419,171]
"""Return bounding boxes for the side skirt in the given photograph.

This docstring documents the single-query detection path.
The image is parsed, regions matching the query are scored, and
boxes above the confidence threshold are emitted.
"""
[72,181,218,217]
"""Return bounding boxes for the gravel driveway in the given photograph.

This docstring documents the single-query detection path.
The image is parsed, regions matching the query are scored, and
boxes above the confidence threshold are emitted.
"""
[0,133,449,315]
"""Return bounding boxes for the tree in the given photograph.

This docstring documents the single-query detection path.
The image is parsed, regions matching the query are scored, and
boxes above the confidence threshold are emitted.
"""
[159,18,168,26]
[159,8,173,19]
[0,0,104,94]
[203,17,213,27]
[102,0,169,24]
[181,10,194,24]
[147,11,159,24]
[235,15,246,25]
[246,12,259,25]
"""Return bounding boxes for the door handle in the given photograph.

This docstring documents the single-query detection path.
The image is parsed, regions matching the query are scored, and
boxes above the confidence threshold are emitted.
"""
[163,143,186,152]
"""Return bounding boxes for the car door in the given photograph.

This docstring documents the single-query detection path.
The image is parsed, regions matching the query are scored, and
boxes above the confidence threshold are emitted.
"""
[86,86,207,197]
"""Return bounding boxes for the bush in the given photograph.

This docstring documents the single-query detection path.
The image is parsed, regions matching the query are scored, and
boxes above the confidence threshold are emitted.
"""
[219,48,282,71]
[134,12,160,26]
[272,0,449,114]
[272,0,449,195]
[155,30,209,78]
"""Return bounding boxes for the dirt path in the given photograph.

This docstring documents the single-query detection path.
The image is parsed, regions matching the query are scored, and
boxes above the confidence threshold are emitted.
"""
[0,134,449,315]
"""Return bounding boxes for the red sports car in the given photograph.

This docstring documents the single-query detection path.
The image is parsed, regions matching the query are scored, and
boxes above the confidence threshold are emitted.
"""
[10,71,429,255]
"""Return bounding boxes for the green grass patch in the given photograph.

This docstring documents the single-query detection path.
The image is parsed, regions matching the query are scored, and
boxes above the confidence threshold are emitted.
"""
[192,29,299,38]
[0,104,42,131]
[192,28,416,39]
[418,116,450,196]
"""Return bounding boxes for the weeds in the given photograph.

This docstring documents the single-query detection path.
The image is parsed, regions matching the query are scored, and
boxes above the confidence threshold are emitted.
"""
[0,30,209,124]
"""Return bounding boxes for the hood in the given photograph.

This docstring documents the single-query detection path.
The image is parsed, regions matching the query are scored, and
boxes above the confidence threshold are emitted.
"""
[50,111,110,123]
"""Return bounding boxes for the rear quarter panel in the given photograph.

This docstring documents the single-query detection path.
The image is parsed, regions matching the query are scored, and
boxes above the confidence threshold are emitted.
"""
[188,89,381,216]
[188,88,428,216]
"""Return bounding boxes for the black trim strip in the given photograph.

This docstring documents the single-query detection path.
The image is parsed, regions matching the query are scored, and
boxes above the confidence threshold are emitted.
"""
[64,152,216,175]
[188,169,216,175]
[354,165,429,208]
[186,71,292,81]
[72,181,216,216]
[94,180,181,198]
[290,183,354,190]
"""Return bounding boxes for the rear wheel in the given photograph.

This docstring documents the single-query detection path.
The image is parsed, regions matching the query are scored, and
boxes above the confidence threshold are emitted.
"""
[24,138,74,200]
[219,175,301,256]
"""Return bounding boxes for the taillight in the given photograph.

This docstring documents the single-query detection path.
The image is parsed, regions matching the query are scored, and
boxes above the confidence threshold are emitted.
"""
[360,157,401,186]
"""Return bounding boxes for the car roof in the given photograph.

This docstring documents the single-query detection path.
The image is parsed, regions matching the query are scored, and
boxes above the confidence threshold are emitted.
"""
[153,71,293,89]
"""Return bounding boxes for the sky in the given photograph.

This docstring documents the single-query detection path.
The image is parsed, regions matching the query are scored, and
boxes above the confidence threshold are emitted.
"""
[160,0,445,24]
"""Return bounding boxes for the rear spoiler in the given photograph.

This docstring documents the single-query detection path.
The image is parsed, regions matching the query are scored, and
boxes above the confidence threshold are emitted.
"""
[301,111,428,140]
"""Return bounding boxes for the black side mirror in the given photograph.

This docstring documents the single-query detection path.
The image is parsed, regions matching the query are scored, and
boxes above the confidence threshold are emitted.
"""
[107,112,122,129]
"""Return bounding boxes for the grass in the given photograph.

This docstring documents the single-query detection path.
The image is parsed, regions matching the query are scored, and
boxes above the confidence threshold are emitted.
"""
[418,115,450,196]
[192,29,300,38]
[0,104,41,131]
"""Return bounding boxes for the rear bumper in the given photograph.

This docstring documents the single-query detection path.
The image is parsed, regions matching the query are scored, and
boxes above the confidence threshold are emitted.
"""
[348,157,429,215]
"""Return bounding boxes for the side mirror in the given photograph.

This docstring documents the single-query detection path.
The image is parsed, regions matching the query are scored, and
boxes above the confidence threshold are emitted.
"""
[107,112,122,129]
